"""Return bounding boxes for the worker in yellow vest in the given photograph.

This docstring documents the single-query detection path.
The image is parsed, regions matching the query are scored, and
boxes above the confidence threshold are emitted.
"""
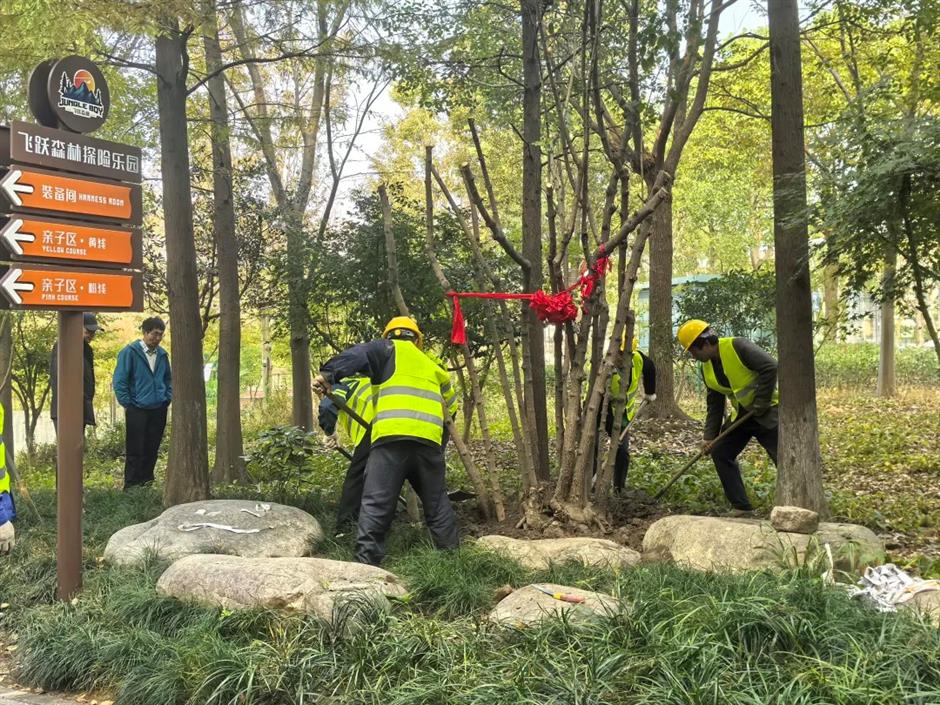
[596,336,656,493]
[677,320,779,514]
[313,316,459,566]
[0,404,16,554]
[317,375,376,536]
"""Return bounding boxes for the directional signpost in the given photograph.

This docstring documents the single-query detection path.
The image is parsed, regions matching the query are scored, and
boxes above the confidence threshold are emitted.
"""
[2,56,144,600]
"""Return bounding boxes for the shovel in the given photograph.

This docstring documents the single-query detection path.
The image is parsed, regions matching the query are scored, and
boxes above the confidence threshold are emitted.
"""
[653,410,756,501]
[618,397,650,443]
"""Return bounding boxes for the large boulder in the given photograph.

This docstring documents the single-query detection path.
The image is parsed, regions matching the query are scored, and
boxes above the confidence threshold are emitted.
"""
[489,583,622,628]
[770,505,819,534]
[642,515,884,573]
[104,500,322,566]
[156,554,407,622]
[477,535,641,571]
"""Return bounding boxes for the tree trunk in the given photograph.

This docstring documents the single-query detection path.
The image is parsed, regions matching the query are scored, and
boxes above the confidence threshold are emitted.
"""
[768,0,828,515]
[203,0,246,483]
[286,208,313,430]
[877,249,896,397]
[645,190,683,417]
[0,315,13,465]
[156,22,210,506]
[521,0,549,480]
[821,262,840,342]
[261,313,273,399]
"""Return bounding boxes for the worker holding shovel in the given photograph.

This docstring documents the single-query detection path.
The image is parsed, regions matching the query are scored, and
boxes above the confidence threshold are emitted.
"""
[595,336,656,494]
[313,316,460,566]
[676,320,779,515]
[317,375,376,536]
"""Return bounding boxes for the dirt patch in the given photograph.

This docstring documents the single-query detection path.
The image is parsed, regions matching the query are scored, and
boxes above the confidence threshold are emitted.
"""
[453,488,667,554]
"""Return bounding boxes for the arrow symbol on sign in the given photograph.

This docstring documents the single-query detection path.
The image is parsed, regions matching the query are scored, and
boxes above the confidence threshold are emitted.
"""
[0,169,33,207]
[0,218,34,255]
[0,268,34,305]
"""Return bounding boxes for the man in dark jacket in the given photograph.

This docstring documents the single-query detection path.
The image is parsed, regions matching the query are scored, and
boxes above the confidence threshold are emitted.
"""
[677,319,778,514]
[112,317,172,490]
[50,312,99,430]
[313,316,459,566]
[317,376,375,535]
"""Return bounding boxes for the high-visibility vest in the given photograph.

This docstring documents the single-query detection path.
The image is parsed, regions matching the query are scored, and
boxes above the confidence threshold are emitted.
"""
[610,351,644,423]
[333,376,375,449]
[372,340,457,445]
[0,403,8,497]
[702,338,778,419]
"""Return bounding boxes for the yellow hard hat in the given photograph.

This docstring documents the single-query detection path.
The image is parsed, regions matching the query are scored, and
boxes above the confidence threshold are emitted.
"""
[677,319,709,350]
[383,316,423,347]
[632,336,639,352]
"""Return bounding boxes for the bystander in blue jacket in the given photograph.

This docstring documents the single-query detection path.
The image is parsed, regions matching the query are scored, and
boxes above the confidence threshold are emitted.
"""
[112,317,172,489]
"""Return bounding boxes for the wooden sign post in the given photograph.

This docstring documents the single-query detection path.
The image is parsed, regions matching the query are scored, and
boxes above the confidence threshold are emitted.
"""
[1,56,143,600]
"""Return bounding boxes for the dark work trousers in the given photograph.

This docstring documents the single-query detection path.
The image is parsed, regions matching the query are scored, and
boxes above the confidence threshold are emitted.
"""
[356,440,459,566]
[592,410,630,492]
[709,415,778,510]
[335,432,371,532]
[124,405,168,489]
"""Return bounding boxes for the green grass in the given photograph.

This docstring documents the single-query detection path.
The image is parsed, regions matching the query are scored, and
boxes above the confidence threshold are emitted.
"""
[7,538,940,705]
[3,385,938,703]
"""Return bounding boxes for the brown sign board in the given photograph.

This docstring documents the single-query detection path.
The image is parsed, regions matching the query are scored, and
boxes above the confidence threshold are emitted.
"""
[0,214,141,269]
[3,121,142,183]
[0,164,142,225]
[0,262,142,311]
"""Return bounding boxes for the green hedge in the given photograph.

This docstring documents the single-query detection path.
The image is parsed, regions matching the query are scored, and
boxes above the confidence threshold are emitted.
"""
[815,343,940,388]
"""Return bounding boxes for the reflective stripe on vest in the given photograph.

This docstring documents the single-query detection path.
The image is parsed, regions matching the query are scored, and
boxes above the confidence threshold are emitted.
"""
[0,404,7,494]
[339,377,375,449]
[610,352,644,423]
[372,340,452,445]
[702,338,778,418]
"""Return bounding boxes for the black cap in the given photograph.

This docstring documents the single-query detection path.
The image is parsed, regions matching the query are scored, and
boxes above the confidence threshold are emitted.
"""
[83,313,99,332]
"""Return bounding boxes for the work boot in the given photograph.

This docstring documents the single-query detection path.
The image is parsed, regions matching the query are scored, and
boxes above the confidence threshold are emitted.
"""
[727,508,756,518]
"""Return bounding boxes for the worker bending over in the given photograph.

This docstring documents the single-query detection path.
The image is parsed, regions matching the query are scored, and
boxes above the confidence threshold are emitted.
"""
[314,316,459,565]
[598,337,656,493]
[317,375,375,536]
[677,320,778,514]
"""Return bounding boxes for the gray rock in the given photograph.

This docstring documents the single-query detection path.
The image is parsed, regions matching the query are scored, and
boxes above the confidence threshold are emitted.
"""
[770,505,820,534]
[642,515,884,574]
[902,589,940,627]
[156,554,407,622]
[104,500,322,566]
[477,535,641,571]
[489,583,622,628]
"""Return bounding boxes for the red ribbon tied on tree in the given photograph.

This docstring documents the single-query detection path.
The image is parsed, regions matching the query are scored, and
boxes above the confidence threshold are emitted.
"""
[447,244,610,344]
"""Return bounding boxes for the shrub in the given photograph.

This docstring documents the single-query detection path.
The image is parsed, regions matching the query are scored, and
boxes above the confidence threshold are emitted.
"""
[674,269,777,352]
[815,343,940,388]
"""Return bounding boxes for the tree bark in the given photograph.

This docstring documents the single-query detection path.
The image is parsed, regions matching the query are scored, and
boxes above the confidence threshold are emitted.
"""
[203,0,246,483]
[156,21,210,506]
[646,190,686,417]
[0,314,13,466]
[877,248,896,397]
[286,209,313,430]
[378,184,409,318]
[768,0,828,515]
[260,313,272,399]
[821,262,840,341]
[521,0,550,480]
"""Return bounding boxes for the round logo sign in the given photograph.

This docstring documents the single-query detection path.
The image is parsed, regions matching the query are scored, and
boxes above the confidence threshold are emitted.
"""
[43,56,110,133]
